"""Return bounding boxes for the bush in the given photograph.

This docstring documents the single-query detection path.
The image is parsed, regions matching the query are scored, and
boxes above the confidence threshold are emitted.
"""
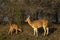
[14,9,24,26]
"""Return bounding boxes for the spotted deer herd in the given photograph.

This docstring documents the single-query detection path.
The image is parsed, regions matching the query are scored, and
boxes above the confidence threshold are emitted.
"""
[7,16,49,37]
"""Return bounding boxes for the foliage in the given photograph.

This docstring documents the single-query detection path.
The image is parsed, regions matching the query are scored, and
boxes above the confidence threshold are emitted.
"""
[14,9,24,26]
[0,0,60,24]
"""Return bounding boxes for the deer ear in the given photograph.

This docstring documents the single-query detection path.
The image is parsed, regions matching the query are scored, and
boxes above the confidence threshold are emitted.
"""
[28,16,30,18]
[27,15,30,18]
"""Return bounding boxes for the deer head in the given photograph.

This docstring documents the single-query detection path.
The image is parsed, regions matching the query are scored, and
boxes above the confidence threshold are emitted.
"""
[25,16,30,22]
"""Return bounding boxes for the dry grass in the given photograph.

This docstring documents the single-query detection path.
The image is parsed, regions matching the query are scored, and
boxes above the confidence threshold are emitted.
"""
[0,23,60,40]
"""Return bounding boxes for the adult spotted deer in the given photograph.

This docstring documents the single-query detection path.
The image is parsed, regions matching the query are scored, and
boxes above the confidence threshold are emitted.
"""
[8,23,22,35]
[25,16,49,37]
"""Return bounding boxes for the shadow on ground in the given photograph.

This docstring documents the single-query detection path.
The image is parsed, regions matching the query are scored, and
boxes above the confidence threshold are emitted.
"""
[49,27,57,35]
[38,27,57,36]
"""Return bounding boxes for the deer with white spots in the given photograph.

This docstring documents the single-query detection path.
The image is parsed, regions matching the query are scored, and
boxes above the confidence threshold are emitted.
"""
[25,16,49,37]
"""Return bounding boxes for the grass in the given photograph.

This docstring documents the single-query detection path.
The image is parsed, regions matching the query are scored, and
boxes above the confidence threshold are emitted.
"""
[0,23,60,40]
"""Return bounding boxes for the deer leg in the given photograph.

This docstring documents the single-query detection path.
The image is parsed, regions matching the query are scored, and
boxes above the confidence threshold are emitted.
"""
[18,29,22,32]
[16,29,18,34]
[8,29,11,35]
[34,28,36,36]
[35,28,38,37]
[8,28,12,35]
[46,27,49,35]
[34,28,38,37]
[11,31,13,35]
[9,29,13,35]
[43,27,46,36]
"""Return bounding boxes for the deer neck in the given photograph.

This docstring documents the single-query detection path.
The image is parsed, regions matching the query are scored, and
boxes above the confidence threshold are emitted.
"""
[27,19,32,26]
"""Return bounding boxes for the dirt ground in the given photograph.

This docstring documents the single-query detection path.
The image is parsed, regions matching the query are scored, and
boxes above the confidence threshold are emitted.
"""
[0,23,60,40]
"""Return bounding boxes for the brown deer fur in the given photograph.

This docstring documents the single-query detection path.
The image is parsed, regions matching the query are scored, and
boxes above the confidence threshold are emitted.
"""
[25,16,49,37]
[8,23,22,35]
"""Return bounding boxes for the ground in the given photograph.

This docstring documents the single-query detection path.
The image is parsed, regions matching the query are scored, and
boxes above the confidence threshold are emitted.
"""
[0,23,60,40]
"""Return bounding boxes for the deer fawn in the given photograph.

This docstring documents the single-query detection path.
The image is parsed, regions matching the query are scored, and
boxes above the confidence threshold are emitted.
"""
[25,16,49,37]
[8,23,22,35]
